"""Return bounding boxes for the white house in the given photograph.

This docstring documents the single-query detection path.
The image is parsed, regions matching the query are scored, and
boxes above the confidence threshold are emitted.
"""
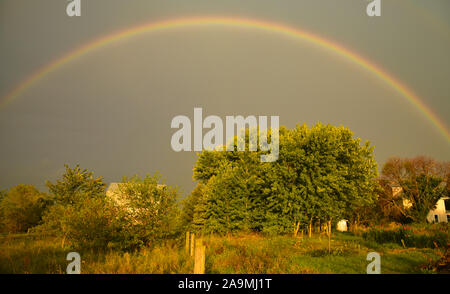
[426,197,449,223]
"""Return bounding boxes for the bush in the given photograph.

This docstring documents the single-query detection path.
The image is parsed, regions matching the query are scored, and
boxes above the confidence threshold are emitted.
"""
[113,174,181,249]
[362,225,448,249]
[35,168,181,251]
[0,185,48,233]
[35,195,128,250]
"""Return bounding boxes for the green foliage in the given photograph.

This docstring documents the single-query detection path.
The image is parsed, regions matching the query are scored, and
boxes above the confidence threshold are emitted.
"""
[37,167,180,251]
[46,164,105,205]
[0,189,6,202]
[37,196,125,250]
[36,165,108,244]
[203,163,254,233]
[0,189,6,232]
[362,225,449,249]
[0,185,48,233]
[116,173,180,249]
[403,174,446,223]
[180,183,208,232]
[192,123,378,234]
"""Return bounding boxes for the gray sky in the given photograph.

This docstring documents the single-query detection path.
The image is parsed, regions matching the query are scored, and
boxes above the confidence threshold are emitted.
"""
[0,0,449,194]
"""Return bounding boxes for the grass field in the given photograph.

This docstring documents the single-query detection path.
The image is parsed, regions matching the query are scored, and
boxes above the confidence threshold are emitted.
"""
[0,231,445,274]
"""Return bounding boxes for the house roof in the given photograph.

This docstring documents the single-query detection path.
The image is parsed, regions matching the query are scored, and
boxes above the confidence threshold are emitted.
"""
[106,182,166,206]
[106,182,166,193]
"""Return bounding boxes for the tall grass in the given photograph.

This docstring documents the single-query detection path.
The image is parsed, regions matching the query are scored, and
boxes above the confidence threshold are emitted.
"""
[361,224,449,249]
[0,231,443,274]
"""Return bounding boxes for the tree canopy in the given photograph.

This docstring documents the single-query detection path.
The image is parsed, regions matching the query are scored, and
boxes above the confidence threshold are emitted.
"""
[46,164,105,205]
[0,184,47,233]
[187,123,378,234]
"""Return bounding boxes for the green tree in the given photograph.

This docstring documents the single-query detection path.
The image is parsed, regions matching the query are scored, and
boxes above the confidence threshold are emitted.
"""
[38,167,180,250]
[0,189,6,202]
[37,195,123,249]
[0,185,47,233]
[117,173,180,248]
[36,165,108,247]
[191,123,378,236]
[181,183,208,232]
[46,164,105,205]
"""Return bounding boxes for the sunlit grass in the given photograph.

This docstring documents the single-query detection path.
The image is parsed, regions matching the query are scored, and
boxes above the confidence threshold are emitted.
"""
[0,232,442,274]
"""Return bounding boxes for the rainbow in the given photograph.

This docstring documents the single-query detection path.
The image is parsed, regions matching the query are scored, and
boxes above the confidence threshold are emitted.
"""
[1,16,449,143]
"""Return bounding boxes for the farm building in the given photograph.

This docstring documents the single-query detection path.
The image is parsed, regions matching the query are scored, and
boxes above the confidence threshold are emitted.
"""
[336,220,348,232]
[426,197,450,223]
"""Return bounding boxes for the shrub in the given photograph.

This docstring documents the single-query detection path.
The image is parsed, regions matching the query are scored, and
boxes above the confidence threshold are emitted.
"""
[114,174,181,249]
[362,225,448,249]
[0,185,48,233]
[34,193,120,249]
[35,170,181,251]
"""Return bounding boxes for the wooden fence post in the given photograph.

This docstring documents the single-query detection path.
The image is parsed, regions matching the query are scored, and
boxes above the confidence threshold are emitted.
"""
[194,237,205,274]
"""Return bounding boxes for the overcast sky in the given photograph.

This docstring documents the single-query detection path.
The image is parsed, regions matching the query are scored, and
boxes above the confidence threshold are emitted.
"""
[0,0,449,194]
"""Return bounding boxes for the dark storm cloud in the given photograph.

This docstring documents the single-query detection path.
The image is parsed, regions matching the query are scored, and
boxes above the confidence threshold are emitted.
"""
[0,0,449,193]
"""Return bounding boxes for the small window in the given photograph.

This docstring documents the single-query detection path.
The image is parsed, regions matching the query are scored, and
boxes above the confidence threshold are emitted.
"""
[434,215,439,223]
[445,199,450,212]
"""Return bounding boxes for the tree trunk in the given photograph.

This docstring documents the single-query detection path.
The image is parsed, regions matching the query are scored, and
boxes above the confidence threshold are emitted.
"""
[293,221,300,238]
[308,218,312,238]
[190,233,195,257]
[327,220,332,254]
[185,231,190,254]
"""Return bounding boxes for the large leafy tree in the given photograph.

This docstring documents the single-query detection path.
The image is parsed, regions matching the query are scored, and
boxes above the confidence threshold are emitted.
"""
[36,165,108,247]
[117,173,180,246]
[191,123,378,235]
